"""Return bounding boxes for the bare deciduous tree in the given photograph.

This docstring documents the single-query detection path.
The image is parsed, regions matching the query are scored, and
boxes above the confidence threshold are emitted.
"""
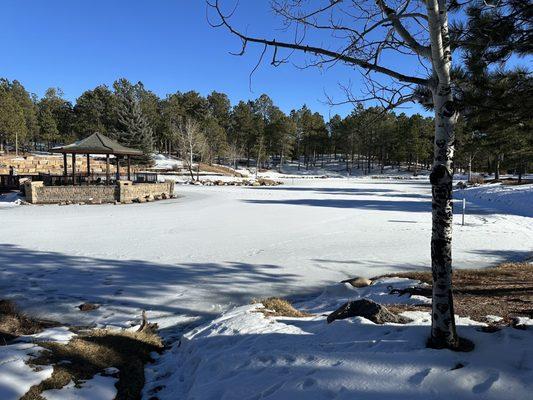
[227,140,243,170]
[208,0,472,350]
[175,118,207,181]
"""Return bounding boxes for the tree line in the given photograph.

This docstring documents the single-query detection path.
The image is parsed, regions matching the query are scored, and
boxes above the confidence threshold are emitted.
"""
[0,76,530,176]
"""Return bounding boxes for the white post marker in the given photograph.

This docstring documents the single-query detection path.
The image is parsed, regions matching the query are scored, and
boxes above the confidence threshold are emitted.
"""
[462,198,466,226]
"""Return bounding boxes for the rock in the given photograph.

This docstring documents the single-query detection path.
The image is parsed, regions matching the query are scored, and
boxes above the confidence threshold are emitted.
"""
[78,302,100,312]
[456,181,467,189]
[252,181,261,186]
[341,277,372,288]
[327,299,411,324]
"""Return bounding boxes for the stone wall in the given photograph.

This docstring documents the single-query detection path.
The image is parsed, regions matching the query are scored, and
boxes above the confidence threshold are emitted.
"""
[24,180,175,204]
[118,181,175,203]
[1,154,118,175]
[24,181,116,204]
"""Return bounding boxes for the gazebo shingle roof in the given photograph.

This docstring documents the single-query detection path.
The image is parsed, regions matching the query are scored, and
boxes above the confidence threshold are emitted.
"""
[50,132,143,155]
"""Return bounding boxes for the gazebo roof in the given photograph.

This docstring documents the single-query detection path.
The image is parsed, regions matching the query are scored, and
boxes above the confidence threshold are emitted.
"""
[50,132,143,155]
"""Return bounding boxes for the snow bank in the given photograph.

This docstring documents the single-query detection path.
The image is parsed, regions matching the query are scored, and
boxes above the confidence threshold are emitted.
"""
[144,281,533,400]
[457,183,533,217]
[152,154,182,170]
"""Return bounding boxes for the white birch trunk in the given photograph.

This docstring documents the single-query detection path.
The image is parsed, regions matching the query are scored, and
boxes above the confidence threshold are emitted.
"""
[426,0,461,349]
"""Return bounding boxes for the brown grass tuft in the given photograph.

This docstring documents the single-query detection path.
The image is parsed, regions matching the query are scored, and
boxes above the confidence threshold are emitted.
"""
[256,297,312,318]
[22,328,164,400]
[0,300,56,344]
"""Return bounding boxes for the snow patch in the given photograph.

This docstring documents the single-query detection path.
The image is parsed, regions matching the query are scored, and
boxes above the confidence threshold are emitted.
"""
[41,374,118,400]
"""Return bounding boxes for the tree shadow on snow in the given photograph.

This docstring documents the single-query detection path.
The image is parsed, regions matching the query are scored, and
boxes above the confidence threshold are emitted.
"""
[243,196,513,216]
[0,244,313,336]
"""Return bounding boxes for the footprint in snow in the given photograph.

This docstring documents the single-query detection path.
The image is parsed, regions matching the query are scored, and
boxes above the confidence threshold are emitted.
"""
[408,368,431,385]
[472,371,499,394]
[301,378,317,389]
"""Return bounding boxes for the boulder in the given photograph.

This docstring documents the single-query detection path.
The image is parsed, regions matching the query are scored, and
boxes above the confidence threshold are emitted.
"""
[78,302,100,312]
[327,299,411,324]
[341,277,372,288]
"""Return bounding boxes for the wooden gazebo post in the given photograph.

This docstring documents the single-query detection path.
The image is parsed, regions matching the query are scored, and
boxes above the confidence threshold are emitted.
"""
[127,155,131,181]
[72,154,76,186]
[63,153,67,181]
[86,154,91,185]
[116,155,120,182]
[105,154,110,185]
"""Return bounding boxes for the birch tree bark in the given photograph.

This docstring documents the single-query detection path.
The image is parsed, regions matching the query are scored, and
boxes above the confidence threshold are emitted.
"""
[424,0,459,348]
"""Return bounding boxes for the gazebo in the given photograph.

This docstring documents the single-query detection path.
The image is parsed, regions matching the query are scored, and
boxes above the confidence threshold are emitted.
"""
[50,132,143,185]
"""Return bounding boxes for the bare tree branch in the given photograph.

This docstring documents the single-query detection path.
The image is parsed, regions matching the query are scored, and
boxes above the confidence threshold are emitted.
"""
[208,0,429,86]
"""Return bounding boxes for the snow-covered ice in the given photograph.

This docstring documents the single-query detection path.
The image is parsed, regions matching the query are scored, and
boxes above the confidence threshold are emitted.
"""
[0,178,531,336]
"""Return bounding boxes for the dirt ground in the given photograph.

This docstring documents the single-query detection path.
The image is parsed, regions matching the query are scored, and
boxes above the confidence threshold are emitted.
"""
[380,262,533,325]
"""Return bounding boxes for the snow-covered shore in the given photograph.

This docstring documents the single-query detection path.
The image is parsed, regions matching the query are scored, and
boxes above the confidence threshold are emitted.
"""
[144,278,533,400]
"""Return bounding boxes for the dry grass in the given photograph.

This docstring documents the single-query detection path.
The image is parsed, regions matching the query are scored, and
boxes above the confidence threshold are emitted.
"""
[199,163,244,177]
[256,297,312,318]
[468,175,485,184]
[0,300,56,344]
[22,328,163,400]
[377,262,533,324]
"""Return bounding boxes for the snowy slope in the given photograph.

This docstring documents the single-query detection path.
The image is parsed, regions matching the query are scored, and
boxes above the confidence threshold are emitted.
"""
[144,280,533,400]
[457,183,533,218]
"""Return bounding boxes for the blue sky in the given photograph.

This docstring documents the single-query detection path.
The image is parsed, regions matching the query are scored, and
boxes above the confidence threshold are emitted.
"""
[1,0,433,117]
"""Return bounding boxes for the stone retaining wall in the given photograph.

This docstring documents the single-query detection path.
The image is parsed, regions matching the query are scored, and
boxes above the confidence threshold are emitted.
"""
[1,155,118,175]
[117,181,175,203]
[25,180,175,204]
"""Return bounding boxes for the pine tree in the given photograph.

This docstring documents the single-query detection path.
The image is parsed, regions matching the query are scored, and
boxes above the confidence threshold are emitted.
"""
[113,79,153,164]
[0,87,27,153]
